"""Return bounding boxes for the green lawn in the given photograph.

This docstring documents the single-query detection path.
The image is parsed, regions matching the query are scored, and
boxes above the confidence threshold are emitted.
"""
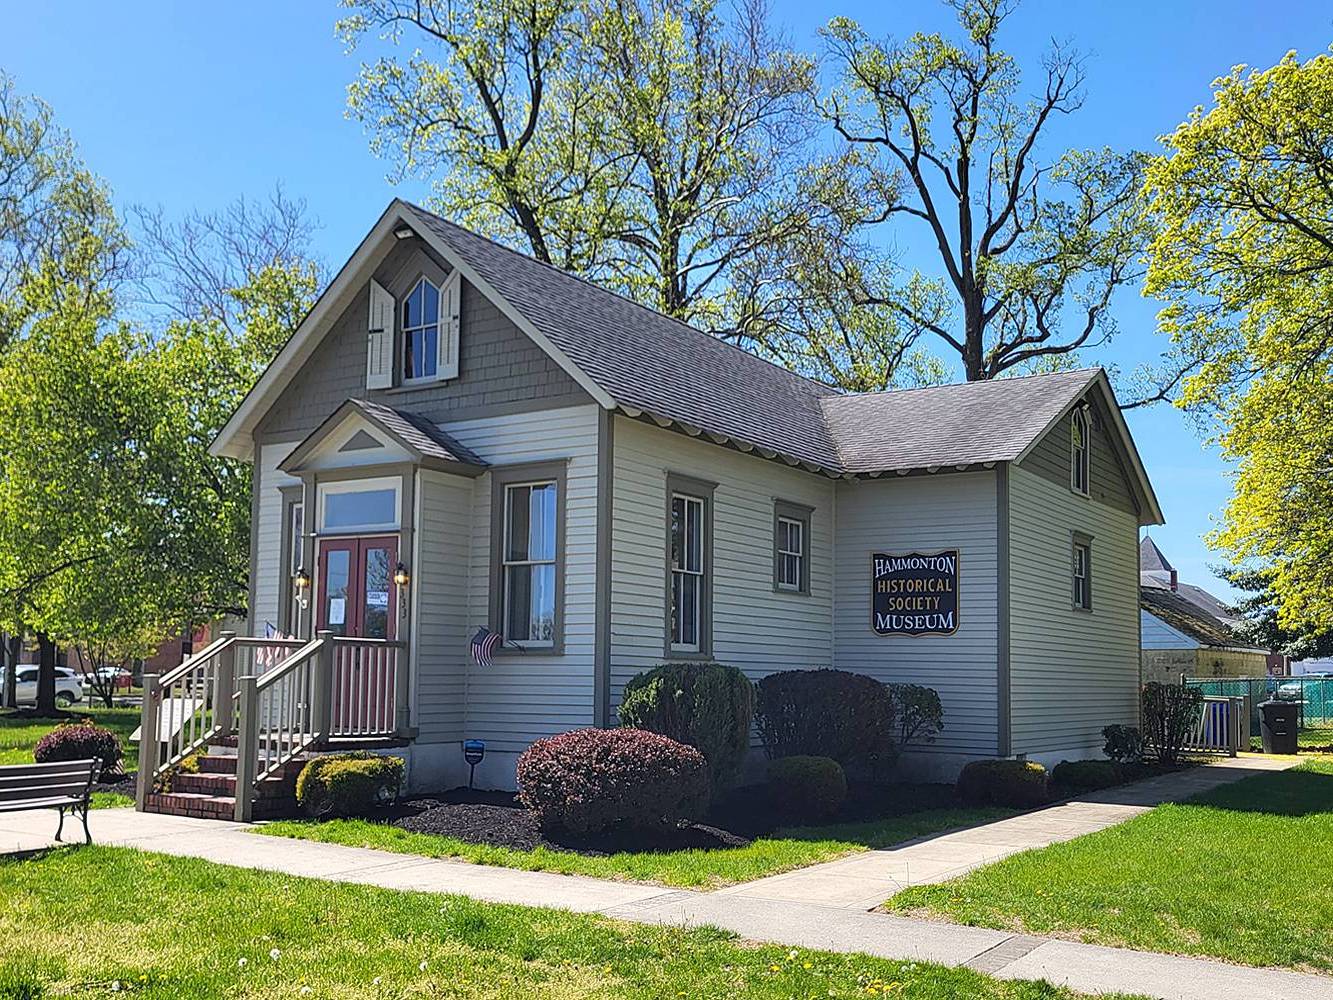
[260,805,1013,889]
[0,706,141,808]
[1250,726,1333,752]
[0,847,1143,1000]
[886,759,1333,972]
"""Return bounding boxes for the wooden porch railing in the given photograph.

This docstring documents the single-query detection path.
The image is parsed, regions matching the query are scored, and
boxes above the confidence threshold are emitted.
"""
[1184,695,1248,756]
[136,631,408,820]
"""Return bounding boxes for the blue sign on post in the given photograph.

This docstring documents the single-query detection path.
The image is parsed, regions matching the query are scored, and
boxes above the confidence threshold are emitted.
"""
[463,739,485,789]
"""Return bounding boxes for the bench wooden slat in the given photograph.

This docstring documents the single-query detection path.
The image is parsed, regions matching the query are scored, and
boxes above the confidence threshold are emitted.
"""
[0,794,87,811]
[0,768,99,784]
[0,781,101,801]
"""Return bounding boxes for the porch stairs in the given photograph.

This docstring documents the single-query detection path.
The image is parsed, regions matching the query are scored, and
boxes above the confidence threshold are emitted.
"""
[141,736,308,820]
[135,631,408,823]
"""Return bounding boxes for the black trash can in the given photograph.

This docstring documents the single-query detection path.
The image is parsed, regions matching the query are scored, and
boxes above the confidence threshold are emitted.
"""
[1259,700,1299,754]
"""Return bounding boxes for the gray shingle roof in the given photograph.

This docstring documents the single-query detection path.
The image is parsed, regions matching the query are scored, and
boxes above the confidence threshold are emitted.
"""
[404,204,1104,476]
[821,370,1100,473]
[352,398,487,468]
[1139,536,1175,574]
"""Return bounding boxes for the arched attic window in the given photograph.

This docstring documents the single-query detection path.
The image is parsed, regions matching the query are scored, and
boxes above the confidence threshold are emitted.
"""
[1070,406,1091,496]
[402,276,440,382]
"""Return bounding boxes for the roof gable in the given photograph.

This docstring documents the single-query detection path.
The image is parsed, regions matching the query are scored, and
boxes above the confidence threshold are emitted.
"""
[280,398,487,476]
[212,200,1161,518]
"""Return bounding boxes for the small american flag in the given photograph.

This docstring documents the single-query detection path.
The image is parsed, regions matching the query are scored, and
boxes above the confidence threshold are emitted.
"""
[470,626,502,667]
[259,622,294,669]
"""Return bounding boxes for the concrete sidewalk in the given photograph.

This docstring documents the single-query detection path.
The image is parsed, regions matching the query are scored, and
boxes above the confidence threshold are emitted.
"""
[720,754,1301,908]
[1,754,1327,1000]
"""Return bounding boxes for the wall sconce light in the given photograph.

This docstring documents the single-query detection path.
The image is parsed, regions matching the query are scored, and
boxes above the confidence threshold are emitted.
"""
[293,566,312,609]
[392,562,411,588]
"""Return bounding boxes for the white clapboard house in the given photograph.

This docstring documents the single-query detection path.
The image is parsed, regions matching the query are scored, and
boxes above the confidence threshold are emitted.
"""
[136,200,1165,819]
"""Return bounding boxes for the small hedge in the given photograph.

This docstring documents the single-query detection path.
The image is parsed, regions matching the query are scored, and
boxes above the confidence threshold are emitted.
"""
[618,661,753,796]
[1102,724,1144,764]
[33,721,123,777]
[755,669,895,767]
[1050,759,1123,794]
[956,759,1049,808]
[295,752,404,818]
[767,755,847,819]
[517,728,709,835]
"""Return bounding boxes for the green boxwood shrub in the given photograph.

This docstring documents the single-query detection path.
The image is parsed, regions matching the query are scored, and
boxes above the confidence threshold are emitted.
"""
[1142,683,1203,764]
[516,728,709,835]
[889,683,944,747]
[767,755,847,819]
[618,661,753,795]
[295,751,404,818]
[755,669,895,767]
[1050,759,1123,794]
[33,721,123,777]
[1102,724,1144,764]
[956,759,1049,808]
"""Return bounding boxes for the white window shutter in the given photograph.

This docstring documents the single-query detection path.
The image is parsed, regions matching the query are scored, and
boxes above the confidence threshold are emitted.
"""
[366,279,394,390]
[438,271,461,380]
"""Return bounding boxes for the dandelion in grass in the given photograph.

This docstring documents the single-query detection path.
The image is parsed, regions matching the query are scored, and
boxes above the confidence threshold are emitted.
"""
[237,957,248,968]
[270,948,282,961]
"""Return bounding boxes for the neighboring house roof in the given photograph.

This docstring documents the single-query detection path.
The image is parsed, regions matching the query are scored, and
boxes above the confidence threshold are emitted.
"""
[212,199,1164,523]
[1139,535,1174,574]
[1141,586,1250,649]
[280,398,488,476]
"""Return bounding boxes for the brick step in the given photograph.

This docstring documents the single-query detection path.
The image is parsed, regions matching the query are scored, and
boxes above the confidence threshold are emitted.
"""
[143,789,297,821]
[197,754,238,774]
[171,772,294,799]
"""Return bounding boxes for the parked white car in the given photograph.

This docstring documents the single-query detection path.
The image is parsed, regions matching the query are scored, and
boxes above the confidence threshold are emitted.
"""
[3,667,84,707]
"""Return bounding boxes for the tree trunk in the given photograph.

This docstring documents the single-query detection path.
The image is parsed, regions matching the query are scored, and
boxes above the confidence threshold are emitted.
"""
[35,631,58,715]
[962,300,986,381]
[1,633,18,710]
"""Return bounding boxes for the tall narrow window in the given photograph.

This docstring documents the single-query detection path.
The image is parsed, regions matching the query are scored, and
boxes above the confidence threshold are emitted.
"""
[286,499,304,633]
[773,500,812,594]
[402,276,439,382]
[1073,538,1092,610]
[670,493,705,651]
[1071,407,1090,495]
[502,481,558,644]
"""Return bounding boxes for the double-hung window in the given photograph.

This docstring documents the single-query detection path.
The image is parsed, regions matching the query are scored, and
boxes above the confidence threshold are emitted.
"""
[1071,408,1091,495]
[773,501,812,594]
[491,462,566,650]
[402,277,440,382]
[1072,535,1092,610]
[502,482,558,644]
[667,474,713,655]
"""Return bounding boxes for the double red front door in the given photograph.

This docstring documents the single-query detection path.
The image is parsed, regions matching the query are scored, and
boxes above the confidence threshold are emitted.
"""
[316,536,398,640]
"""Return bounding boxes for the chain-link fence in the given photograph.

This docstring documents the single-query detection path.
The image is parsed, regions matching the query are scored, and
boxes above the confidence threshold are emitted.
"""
[1186,676,1333,749]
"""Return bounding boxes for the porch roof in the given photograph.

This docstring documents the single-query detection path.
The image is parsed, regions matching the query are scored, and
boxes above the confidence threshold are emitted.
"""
[279,398,488,476]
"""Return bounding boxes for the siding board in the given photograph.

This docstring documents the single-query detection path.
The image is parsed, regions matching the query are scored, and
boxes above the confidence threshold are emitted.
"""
[832,473,1000,756]
[252,441,301,634]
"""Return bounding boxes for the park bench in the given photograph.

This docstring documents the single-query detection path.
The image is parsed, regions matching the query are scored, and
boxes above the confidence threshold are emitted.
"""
[0,758,101,844]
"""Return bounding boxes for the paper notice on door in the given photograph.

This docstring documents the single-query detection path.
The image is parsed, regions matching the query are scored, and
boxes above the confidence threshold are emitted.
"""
[367,590,389,607]
[329,597,346,625]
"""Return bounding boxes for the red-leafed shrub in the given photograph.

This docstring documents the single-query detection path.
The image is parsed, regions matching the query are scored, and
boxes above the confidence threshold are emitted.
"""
[755,669,896,767]
[516,728,709,835]
[33,721,123,776]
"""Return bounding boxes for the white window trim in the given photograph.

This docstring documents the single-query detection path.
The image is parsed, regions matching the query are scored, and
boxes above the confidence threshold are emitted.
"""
[670,492,706,654]
[317,476,402,534]
[1073,538,1092,611]
[501,479,558,648]
[401,275,441,385]
[1070,408,1091,496]
[775,515,806,593]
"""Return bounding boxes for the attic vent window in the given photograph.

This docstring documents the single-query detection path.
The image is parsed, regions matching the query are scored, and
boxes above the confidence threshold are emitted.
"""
[403,277,440,382]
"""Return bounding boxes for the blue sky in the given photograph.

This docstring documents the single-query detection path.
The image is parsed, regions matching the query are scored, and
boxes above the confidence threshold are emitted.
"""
[5,1,1331,596]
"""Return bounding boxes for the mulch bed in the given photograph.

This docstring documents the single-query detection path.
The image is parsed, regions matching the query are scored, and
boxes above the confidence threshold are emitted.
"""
[364,780,961,857]
[95,774,136,798]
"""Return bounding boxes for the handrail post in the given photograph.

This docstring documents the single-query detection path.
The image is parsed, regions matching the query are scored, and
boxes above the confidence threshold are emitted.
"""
[214,632,237,735]
[234,676,258,823]
[394,641,410,737]
[312,631,334,743]
[135,674,161,810]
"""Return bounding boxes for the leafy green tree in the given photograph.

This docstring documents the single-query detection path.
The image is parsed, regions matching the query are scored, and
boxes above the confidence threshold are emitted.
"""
[816,0,1149,383]
[338,0,827,339]
[1144,51,1333,634]
[1218,566,1333,663]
